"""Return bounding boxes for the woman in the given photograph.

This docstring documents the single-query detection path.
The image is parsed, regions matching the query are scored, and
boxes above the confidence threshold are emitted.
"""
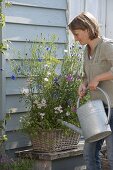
[68,12,113,170]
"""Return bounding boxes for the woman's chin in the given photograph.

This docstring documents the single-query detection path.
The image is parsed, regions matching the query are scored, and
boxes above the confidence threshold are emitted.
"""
[79,42,86,45]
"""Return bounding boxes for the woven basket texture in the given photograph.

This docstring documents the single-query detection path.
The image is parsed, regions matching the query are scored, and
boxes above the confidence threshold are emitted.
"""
[31,129,80,152]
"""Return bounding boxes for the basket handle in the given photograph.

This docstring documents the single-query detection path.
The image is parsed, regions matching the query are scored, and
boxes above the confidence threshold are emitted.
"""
[77,87,111,124]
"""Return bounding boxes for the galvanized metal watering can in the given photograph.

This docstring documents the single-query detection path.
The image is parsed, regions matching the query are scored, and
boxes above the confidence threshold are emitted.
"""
[59,87,112,143]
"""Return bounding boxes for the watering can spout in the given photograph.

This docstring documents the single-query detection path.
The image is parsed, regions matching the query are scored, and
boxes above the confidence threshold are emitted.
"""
[58,119,82,135]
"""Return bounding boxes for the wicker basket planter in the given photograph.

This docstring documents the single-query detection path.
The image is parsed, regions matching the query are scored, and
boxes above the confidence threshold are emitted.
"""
[31,129,80,152]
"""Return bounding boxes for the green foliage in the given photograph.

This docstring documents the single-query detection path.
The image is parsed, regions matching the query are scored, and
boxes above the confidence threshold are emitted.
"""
[10,35,84,135]
[0,13,5,27]
[0,114,11,146]
[0,0,12,155]
[0,0,11,53]
[5,2,12,8]
[10,159,33,170]
[0,40,10,53]
[0,156,33,170]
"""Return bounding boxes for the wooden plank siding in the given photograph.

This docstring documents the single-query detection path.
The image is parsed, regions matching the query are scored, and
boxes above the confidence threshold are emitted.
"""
[9,0,67,10]
[2,0,68,150]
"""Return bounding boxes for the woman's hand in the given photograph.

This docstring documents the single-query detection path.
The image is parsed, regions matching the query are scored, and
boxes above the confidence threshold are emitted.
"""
[88,77,99,90]
[78,83,87,98]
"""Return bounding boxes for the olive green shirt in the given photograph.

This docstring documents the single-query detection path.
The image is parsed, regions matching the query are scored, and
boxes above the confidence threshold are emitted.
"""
[83,37,113,108]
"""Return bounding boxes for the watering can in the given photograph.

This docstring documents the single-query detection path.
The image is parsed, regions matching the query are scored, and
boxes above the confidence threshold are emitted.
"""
[59,87,112,143]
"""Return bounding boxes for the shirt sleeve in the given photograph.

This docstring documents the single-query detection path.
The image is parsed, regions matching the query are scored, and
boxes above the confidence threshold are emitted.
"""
[104,41,113,74]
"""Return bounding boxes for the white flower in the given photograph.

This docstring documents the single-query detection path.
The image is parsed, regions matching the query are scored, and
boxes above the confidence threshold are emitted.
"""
[37,104,43,109]
[21,88,29,94]
[34,99,47,108]
[41,98,46,107]
[34,100,39,105]
[38,104,43,109]
[20,116,23,123]
[34,100,42,108]
[66,112,70,116]
[54,105,63,113]
[9,108,17,113]
[44,64,49,68]
[47,72,51,76]
[64,49,68,53]
[44,78,48,82]
[40,112,45,119]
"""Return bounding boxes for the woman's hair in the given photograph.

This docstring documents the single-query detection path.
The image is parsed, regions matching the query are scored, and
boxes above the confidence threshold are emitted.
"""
[68,12,100,40]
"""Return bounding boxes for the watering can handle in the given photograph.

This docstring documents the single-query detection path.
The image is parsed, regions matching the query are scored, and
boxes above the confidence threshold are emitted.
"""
[77,87,111,124]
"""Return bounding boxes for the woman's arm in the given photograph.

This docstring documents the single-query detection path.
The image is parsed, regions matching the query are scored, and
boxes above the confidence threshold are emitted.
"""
[88,71,113,90]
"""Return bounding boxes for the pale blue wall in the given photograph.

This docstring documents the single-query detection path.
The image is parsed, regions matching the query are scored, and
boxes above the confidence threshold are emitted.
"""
[2,0,68,151]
